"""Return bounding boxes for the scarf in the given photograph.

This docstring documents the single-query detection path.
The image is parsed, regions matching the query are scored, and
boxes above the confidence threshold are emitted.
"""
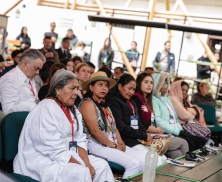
[134,92,151,123]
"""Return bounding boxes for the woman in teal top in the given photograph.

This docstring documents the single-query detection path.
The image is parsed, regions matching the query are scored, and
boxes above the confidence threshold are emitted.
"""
[152,72,206,151]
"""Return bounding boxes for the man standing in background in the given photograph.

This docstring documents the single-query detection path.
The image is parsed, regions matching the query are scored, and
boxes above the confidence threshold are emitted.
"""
[124,41,140,72]
[197,52,214,80]
[154,41,175,73]
[44,22,58,50]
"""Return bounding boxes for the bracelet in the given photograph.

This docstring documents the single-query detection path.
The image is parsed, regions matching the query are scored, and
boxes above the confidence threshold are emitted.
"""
[108,142,117,149]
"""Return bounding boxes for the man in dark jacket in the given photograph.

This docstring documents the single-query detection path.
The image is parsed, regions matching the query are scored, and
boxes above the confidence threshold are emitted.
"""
[197,53,214,80]
[153,41,175,72]
[55,37,71,61]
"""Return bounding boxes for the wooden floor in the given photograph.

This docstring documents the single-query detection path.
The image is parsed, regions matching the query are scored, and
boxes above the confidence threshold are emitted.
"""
[130,151,222,182]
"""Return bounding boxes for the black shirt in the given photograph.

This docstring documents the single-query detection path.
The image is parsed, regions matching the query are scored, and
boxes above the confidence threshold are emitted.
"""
[44,32,58,50]
[197,56,212,79]
[108,93,148,147]
[74,95,82,107]
[16,35,31,48]
[38,84,50,101]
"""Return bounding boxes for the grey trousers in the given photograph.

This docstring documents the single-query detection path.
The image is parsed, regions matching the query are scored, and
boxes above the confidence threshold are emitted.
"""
[166,137,189,159]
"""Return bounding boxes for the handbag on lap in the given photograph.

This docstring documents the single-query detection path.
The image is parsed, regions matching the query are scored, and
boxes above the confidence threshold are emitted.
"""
[182,120,211,141]
[138,136,170,156]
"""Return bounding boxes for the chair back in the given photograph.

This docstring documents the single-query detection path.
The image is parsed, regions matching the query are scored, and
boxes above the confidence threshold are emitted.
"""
[194,103,216,124]
[0,132,2,162]
[1,112,29,161]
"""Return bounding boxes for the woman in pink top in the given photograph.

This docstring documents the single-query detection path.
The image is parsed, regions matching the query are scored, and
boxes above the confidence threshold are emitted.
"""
[169,80,211,142]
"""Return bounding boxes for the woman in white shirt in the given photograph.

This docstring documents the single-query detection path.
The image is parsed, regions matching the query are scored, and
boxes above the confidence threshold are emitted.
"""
[14,70,114,182]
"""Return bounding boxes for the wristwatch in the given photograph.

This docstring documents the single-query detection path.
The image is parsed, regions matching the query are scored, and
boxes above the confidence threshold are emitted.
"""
[108,142,117,149]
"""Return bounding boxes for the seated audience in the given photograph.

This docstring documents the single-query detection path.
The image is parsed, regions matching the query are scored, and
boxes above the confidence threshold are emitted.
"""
[181,81,207,127]
[14,70,114,182]
[98,66,113,78]
[34,60,54,92]
[38,63,66,101]
[73,56,83,71]
[152,72,206,151]
[38,36,60,63]
[74,63,90,106]
[169,80,211,142]
[79,71,144,179]
[56,37,71,60]
[86,62,96,75]
[191,82,216,106]
[0,50,23,77]
[61,58,74,72]
[132,73,189,159]
[107,74,166,165]
[16,27,31,50]
[0,49,45,115]
[114,67,124,80]
[144,67,154,74]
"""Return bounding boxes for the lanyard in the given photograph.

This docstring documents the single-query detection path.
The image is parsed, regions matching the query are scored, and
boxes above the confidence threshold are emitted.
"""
[29,81,36,97]
[127,100,135,116]
[57,101,75,142]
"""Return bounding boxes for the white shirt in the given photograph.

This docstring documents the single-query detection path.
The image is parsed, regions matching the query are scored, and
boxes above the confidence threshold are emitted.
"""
[0,66,38,115]
[61,47,69,54]
[14,100,89,181]
[160,51,168,72]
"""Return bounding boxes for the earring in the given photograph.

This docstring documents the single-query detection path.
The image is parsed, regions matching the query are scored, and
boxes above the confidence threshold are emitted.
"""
[56,93,59,98]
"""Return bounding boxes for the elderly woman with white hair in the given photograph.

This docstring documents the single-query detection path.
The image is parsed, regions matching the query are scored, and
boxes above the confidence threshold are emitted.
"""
[13,70,114,182]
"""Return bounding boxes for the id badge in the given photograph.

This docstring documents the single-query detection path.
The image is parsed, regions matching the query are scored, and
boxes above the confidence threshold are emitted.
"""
[69,141,78,153]
[170,116,175,124]
[130,116,138,129]
[35,99,40,104]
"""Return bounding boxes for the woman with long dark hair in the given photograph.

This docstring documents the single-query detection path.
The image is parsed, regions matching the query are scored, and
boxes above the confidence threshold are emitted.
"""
[16,27,31,49]
[38,63,66,101]
[107,74,167,165]
[79,71,145,179]
[98,38,114,69]
[61,58,74,72]
[132,73,189,159]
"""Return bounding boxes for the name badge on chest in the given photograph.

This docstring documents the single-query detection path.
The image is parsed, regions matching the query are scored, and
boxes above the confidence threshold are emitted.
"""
[170,115,175,124]
[130,115,139,129]
[69,141,78,153]
[35,99,40,104]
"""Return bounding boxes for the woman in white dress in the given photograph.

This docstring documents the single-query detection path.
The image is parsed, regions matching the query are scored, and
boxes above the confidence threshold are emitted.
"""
[13,70,114,182]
